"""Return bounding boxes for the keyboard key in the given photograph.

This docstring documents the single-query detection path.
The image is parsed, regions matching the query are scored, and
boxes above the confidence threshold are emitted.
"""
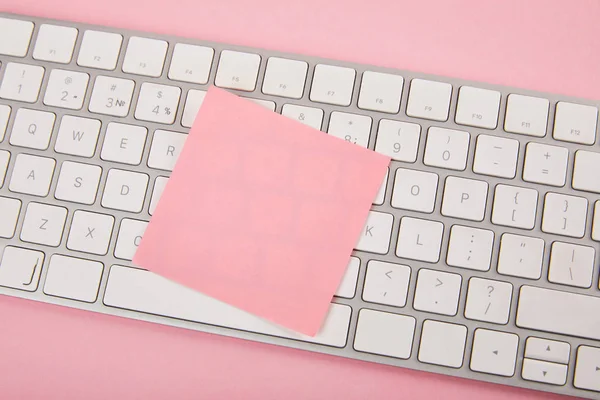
[418,320,467,368]
[215,50,261,92]
[522,359,567,386]
[114,219,148,261]
[472,134,519,179]
[0,104,10,141]
[373,168,388,205]
[281,104,323,130]
[354,309,416,359]
[523,143,568,187]
[101,123,148,165]
[245,97,275,111]
[391,168,438,213]
[262,57,308,99]
[0,197,21,238]
[134,83,181,124]
[0,150,9,187]
[101,169,149,213]
[362,260,411,307]
[0,17,33,57]
[89,76,135,117]
[67,210,115,255]
[491,184,538,230]
[33,24,78,63]
[374,120,421,162]
[497,234,544,279]
[0,62,45,103]
[406,79,452,121]
[148,130,187,171]
[441,176,488,221]
[9,108,56,150]
[77,30,123,70]
[181,89,207,128]
[548,241,595,288]
[54,161,102,205]
[54,115,101,157]
[168,43,214,84]
[327,112,372,148]
[354,211,393,255]
[20,202,67,247]
[553,102,598,145]
[525,337,570,364]
[413,269,461,316]
[446,225,494,272]
[572,150,600,193]
[504,94,549,137]
[517,286,600,341]
[470,329,519,377]
[396,217,443,263]
[455,86,501,129]
[43,69,89,110]
[105,265,351,348]
[424,127,470,171]
[465,277,512,324]
[310,64,355,106]
[44,254,103,302]
[0,246,44,291]
[541,192,587,238]
[593,201,599,241]
[149,176,168,215]
[574,346,600,392]
[358,71,403,113]
[122,36,168,77]
[9,154,56,197]
[334,256,360,299]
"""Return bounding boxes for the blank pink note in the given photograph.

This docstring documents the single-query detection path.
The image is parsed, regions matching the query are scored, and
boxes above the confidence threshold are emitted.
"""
[134,87,390,335]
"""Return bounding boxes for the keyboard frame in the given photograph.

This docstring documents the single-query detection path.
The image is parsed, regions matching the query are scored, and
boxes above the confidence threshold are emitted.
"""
[0,12,599,400]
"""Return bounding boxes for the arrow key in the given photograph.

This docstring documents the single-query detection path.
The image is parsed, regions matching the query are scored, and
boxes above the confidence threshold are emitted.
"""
[522,358,567,386]
[525,337,570,364]
[470,328,519,377]
[574,346,600,392]
[363,260,411,307]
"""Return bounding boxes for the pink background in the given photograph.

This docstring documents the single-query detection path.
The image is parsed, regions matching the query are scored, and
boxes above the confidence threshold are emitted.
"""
[0,0,598,399]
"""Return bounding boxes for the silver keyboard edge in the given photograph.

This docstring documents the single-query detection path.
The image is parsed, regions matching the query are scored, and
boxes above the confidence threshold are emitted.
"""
[0,12,599,400]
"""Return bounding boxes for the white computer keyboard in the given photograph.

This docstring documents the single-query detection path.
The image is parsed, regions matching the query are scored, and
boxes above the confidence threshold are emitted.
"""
[0,12,599,399]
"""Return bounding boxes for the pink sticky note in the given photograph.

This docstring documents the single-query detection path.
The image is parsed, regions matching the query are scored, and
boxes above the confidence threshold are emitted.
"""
[134,87,390,335]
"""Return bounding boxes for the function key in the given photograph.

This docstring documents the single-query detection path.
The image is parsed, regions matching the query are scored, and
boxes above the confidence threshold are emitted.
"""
[504,94,549,137]
[358,71,404,114]
[33,24,78,63]
[553,101,598,145]
[215,50,261,92]
[168,43,214,84]
[77,30,123,70]
[262,57,308,99]
[406,79,452,121]
[122,37,168,77]
[310,64,355,106]
[455,86,500,129]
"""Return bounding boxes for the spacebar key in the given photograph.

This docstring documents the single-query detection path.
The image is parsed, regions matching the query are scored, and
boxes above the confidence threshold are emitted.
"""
[517,285,600,341]
[104,265,351,347]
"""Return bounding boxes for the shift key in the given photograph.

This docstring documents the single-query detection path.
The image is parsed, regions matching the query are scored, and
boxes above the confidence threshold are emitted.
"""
[517,286,600,341]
